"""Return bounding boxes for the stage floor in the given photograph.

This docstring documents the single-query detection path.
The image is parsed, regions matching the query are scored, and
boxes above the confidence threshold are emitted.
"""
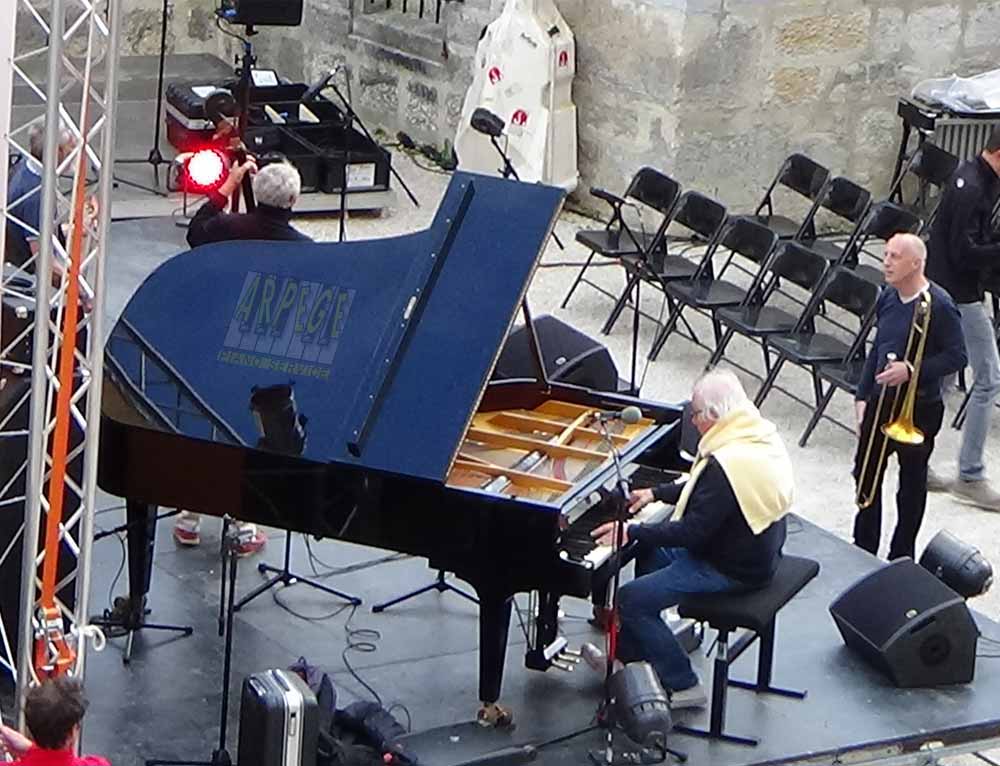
[10,53,394,219]
[81,508,1000,766]
[74,216,1000,766]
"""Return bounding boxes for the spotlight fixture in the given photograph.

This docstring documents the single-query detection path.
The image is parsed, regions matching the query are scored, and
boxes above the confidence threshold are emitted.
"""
[184,148,229,194]
[919,529,993,599]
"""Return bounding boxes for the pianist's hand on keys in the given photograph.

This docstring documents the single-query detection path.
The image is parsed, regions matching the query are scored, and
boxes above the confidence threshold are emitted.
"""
[588,498,669,557]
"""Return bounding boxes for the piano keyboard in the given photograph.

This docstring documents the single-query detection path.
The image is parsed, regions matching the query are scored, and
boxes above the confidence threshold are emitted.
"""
[557,464,687,569]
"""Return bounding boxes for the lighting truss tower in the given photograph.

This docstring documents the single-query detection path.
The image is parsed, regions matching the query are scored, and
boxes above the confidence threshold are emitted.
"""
[0,0,121,719]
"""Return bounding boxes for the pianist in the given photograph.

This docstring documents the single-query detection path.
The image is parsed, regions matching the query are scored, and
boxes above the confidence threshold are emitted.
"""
[588,369,793,708]
[185,158,312,248]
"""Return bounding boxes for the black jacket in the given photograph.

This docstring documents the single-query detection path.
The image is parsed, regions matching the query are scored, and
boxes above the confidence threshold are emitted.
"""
[926,156,1000,304]
[186,191,312,248]
[855,282,967,403]
[631,457,787,587]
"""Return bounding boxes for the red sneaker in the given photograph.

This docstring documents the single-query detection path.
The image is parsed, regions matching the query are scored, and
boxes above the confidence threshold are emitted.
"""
[173,520,201,546]
[234,525,267,557]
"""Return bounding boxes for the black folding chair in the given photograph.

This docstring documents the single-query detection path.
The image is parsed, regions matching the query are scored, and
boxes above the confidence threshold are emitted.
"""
[647,217,779,361]
[795,176,872,263]
[561,168,682,310]
[753,268,882,440]
[839,200,923,284]
[601,190,728,336]
[708,242,831,373]
[887,142,959,233]
[746,154,830,240]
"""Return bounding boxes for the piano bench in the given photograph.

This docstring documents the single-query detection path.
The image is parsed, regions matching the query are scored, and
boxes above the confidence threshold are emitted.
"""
[674,554,820,747]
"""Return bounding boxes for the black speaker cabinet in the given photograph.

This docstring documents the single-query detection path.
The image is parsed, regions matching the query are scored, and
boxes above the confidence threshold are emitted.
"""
[493,315,619,392]
[218,0,303,26]
[829,559,979,687]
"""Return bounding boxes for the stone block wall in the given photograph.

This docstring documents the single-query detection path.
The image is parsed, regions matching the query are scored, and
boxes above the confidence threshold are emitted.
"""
[112,0,1000,211]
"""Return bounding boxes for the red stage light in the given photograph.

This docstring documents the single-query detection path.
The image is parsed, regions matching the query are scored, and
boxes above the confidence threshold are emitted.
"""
[185,148,228,192]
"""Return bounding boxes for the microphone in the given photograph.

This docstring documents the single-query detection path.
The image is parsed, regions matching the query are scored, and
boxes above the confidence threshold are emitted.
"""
[593,405,642,425]
[301,66,341,102]
[470,107,505,138]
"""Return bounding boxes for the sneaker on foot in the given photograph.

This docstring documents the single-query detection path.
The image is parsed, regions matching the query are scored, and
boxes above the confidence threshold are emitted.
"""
[234,524,267,556]
[669,681,707,710]
[926,467,952,493]
[951,479,1000,511]
[173,515,201,546]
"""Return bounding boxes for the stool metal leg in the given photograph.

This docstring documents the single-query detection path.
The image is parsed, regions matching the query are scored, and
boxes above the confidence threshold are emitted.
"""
[674,629,760,747]
[727,620,807,700]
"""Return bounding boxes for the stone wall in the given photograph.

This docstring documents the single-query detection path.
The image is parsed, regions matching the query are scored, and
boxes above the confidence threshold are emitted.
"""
[161,0,1000,210]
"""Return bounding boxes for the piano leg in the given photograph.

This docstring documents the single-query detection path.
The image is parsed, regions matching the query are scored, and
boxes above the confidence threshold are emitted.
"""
[476,590,514,727]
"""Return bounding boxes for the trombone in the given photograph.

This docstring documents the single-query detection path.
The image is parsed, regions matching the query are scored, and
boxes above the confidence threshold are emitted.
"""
[855,290,932,509]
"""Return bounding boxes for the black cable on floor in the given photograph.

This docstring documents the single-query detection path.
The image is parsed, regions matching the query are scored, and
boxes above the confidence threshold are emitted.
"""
[340,605,412,730]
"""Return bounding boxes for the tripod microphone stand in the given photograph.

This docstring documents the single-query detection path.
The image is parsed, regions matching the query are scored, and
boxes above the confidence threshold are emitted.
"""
[485,133,565,251]
[146,516,243,766]
[114,0,171,197]
[90,505,194,663]
[233,531,361,612]
[321,73,420,242]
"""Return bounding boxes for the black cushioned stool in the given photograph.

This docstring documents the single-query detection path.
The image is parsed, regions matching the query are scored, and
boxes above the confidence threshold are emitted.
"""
[675,554,820,746]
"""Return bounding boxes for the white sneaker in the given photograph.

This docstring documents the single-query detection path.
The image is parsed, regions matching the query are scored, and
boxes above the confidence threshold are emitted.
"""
[669,681,708,709]
[951,479,1000,511]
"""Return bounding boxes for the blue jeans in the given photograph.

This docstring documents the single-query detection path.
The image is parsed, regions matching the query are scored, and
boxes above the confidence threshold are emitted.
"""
[616,545,746,691]
[958,301,1000,482]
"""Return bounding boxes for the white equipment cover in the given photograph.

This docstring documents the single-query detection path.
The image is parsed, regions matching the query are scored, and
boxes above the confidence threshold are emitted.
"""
[454,0,578,191]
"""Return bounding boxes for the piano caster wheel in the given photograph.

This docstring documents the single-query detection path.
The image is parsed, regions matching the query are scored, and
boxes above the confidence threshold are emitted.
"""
[477,702,514,728]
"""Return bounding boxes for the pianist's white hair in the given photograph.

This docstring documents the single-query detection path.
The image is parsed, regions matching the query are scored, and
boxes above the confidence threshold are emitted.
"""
[890,232,927,263]
[692,368,749,422]
[252,161,301,210]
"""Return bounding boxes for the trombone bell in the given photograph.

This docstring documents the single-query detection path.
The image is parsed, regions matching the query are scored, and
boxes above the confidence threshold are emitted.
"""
[881,420,925,445]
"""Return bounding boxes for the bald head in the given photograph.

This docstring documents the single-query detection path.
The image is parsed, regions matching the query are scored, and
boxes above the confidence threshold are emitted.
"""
[691,369,749,433]
[883,233,927,289]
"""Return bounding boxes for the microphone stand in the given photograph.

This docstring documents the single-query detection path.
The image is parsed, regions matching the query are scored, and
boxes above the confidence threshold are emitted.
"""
[146,516,241,766]
[487,135,564,250]
[323,75,420,220]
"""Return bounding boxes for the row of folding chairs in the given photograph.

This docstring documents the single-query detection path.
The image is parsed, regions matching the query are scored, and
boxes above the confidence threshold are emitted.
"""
[559,147,957,444]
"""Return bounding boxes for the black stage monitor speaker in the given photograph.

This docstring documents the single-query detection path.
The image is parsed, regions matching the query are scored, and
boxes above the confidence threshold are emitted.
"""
[218,0,303,27]
[829,559,979,687]
[493,315,619,392]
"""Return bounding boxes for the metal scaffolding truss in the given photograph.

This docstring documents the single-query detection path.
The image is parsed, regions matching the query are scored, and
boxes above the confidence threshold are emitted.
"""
[0,0,120,715]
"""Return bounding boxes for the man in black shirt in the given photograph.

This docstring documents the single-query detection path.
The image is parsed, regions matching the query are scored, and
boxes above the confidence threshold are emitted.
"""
[186,159,312,248]
[925,128,1000,508]
[586,370,793,708]
[853,234,966,559]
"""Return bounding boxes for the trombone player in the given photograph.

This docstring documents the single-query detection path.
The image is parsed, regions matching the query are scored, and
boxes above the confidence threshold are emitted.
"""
[853,234,966,560]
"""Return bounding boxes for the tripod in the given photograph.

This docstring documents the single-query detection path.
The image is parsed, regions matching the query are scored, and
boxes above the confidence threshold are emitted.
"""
[486,134,564,250]
[371,569,477,613]
[90,504,193,663]
[114,0,171,197]
[234,532,361,612]
[146,517,243,766]
[323,74,420,242]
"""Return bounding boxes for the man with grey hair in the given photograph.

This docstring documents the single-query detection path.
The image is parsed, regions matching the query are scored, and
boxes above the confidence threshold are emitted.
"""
[186,157,311,248]
[585,369,794,708]
[6,119,76,262]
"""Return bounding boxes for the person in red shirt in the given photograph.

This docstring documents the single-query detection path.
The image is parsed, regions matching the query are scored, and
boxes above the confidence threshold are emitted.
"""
[0,677,108,766]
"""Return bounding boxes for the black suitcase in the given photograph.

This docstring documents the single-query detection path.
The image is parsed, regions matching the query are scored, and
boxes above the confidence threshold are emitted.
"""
[238,669,319,766]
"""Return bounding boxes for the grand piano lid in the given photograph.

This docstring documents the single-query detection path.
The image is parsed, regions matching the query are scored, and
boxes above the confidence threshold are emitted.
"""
[103,172,565,482]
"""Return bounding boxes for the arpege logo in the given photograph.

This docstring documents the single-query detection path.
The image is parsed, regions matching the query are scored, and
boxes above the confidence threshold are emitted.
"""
[220,270,356,372]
